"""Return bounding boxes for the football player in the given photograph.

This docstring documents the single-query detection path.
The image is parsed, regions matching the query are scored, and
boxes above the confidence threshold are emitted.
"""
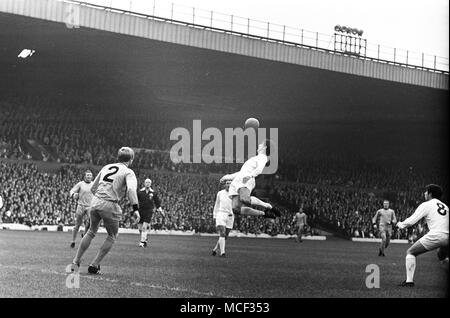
[397,184,449,287]
[212,180,234,257]
[220,140,280,219]
[372,200,397,256]
[71,147,140,274]
[69,170,94,248]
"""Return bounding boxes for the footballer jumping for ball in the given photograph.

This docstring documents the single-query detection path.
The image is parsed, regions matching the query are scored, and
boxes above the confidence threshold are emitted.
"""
[220,139,280,219]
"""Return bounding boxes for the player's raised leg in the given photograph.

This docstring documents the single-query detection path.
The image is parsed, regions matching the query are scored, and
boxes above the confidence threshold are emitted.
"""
[232,188,279,218]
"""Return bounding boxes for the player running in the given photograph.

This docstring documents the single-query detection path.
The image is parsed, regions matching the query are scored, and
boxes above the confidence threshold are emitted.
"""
[372,200,397,256]
[212,180,234,257]
[71,147,140,274]
[293,207,307,243]
[219,140,280,219]
[69,170,94,248]
[396,184,449,287]
[137,178,162,248]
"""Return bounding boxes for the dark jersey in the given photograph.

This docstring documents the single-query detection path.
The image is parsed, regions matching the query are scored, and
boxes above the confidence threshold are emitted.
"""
[137,187,161,211]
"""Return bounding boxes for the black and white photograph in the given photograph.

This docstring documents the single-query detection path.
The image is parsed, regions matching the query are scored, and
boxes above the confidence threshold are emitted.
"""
[0,0,448,303]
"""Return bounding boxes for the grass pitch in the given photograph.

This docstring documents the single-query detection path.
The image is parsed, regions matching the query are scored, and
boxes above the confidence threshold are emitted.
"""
[0,230,447,298]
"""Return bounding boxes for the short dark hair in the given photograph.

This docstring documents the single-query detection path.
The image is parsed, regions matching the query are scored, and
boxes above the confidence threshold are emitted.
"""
[425,184,443,199]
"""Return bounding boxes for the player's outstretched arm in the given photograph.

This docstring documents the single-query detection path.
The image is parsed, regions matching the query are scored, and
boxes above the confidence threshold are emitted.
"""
[397,204,427,229]
[220,172,239,183]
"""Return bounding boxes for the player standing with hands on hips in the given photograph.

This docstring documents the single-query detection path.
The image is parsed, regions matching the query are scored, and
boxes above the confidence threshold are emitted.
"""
[71,147,140,274]
[396,184,449,287]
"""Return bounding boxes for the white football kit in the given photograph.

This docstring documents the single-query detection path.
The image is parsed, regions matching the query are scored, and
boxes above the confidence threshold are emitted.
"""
[222,153,268,198]
[398,198,449,250]
[213,189,234,229]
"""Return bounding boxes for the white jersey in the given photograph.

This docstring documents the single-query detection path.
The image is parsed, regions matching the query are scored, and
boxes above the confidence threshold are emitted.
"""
[239,153,268,178]
[213,189,233,217]
[402,198,449,234]
[222,153,268,182]
[213,189,234,229]
[91,162,138,205]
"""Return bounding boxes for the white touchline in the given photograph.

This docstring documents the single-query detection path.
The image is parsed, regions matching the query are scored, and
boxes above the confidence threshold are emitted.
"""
[0,263,238,298]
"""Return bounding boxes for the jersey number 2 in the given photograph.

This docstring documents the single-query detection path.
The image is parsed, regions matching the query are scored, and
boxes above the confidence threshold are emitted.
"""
[103,166,119,183]
[436,203,447,216]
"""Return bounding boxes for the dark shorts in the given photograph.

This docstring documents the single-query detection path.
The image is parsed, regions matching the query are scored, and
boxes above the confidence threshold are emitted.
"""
[138,209,153,224]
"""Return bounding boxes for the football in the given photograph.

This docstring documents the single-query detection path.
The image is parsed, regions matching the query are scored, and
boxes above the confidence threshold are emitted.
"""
[244,117,260,130]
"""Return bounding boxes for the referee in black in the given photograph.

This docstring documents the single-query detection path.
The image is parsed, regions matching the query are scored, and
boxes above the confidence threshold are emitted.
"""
[137,178,162,247]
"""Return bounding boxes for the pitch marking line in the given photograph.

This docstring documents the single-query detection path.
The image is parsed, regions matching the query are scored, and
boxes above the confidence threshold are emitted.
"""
[0,263,238,298]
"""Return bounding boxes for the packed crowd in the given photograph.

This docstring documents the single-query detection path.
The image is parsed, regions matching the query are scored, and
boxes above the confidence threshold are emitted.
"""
[1,97,446,193]
[0,161,293,235]
[0,159,436,240]
[271,182,430,240]
[1,97,446,239]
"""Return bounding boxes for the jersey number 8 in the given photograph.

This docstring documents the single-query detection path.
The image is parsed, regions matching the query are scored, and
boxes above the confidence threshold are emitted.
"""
[436,203,447,216]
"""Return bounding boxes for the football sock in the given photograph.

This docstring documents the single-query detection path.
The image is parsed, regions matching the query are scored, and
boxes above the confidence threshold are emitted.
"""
[218,237,225,255]
[72,221,81,243]
[405,254,416,283]
[240,206,265,216]
[91,236,115,267]
[380,241,385,254]
[73,230,95,264]
[250,196,270,209]
[141,222,148,242]
[213,239,220,252]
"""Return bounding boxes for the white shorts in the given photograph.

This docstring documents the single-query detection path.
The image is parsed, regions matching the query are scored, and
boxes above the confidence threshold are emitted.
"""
[228,174,255,197]
[418,232,449,251]
[215,212,234,229]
